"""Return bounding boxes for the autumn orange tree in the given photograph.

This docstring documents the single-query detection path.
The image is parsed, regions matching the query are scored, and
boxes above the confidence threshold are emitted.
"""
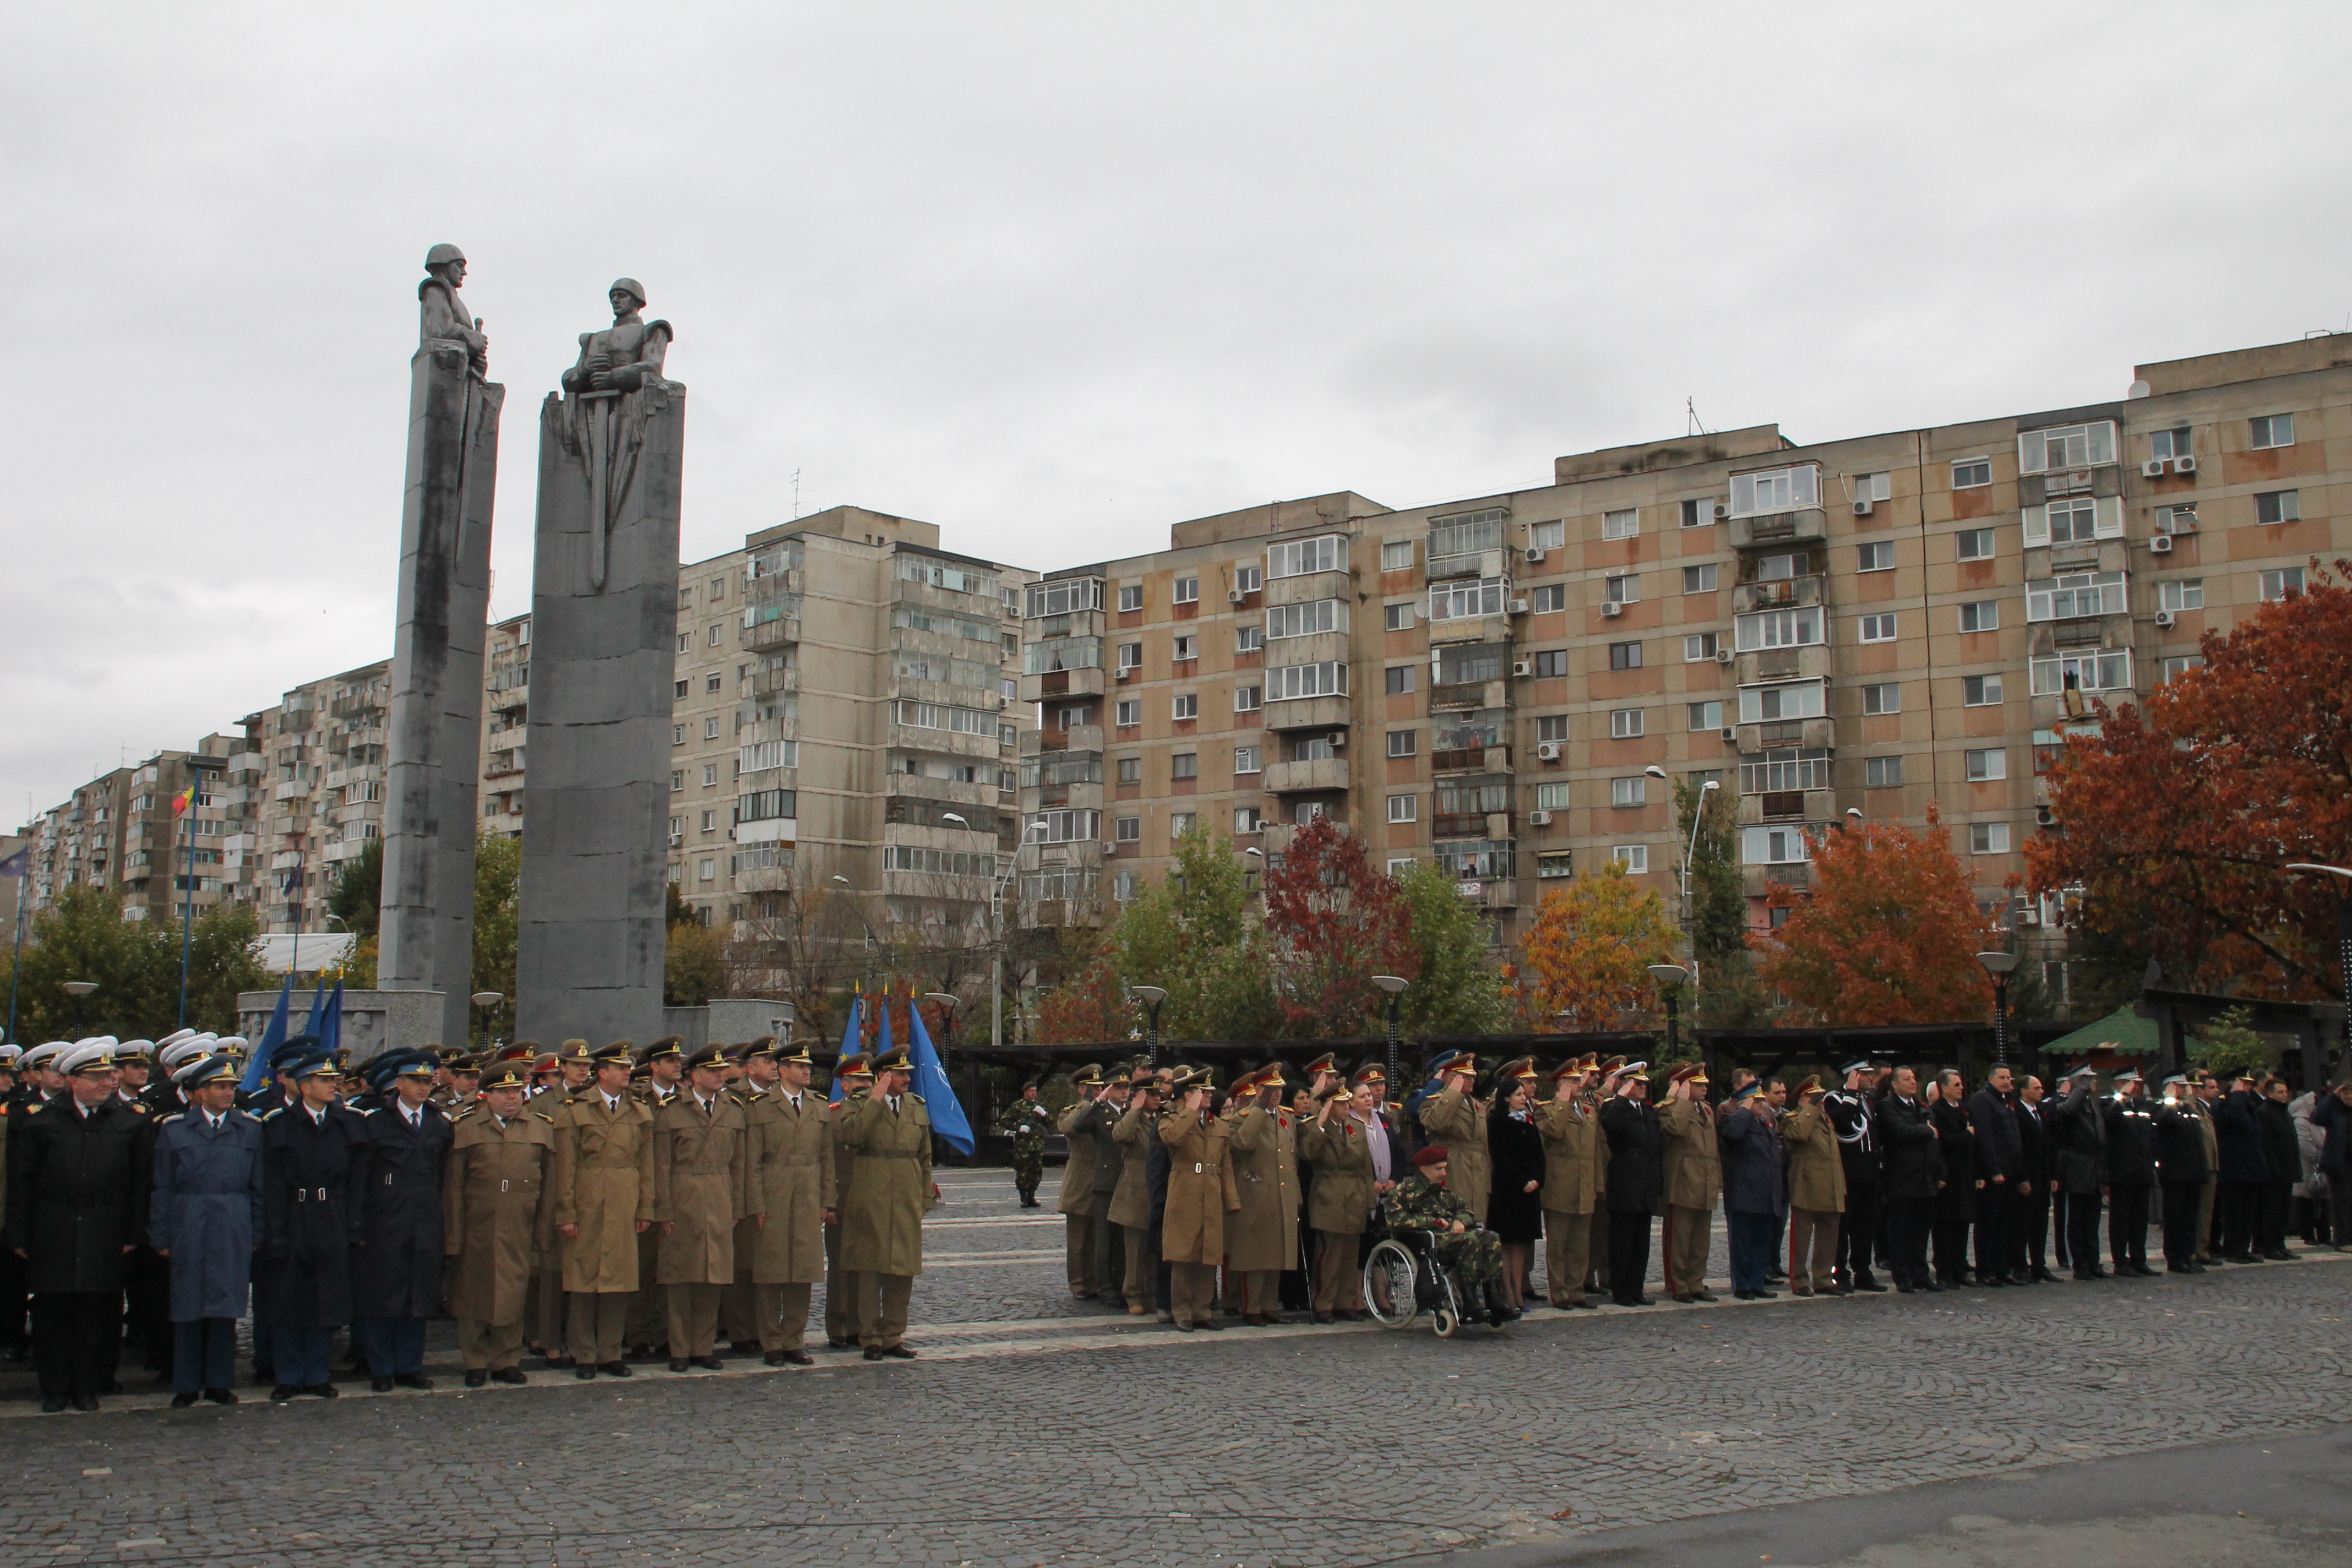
[2028,563,2352,1001]
[1515,861,1678,1031]
[1037,933,1131,1046]
[1259,815,1418,1037]
[1752,803,1994,1025]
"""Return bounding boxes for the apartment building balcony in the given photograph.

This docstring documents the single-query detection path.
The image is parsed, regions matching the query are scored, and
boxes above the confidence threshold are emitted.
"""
[1434,809,1515,842]
[270,850,306,870]
[1455,878,1518,910]
[1744,862,1810,898]
[329,726,386,754]
[329,692,384,720]
[886,770,1000,808]
[1025,606,1106,642]
[488,684,529,714]
[1260,758,1349,794]
[1025,778,1105,813]
[322,764,384,791]
[1430,679,1509,712]
[484,755,525,780]
[1020,666,1106,704]
[1262,567,1355,606]
[1734,644,1831,686]
[1022,724,1104,756]
[744,614,801,652]
[1260,694,1353,732]
[893,576,993,619]
[732,854,797,894]
[1729,508,1828,551]
[321,837,369,864]
[1735,788,1834,826]
[1734,717,1836,752]
[270,779,311,802]
[1431,742,1510,776]
[1732,574,1827,615]
[748,665,798,699]
[1425,546,1511,582]
[227,751,264,774]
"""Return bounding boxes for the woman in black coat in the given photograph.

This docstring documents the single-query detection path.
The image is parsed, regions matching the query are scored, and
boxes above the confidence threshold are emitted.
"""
[1485,1077,1545,1313]
[1929,1070,1979,1286]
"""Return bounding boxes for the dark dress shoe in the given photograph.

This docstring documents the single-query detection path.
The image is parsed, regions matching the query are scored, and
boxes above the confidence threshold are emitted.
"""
[781,1350,814,1365]
[668,1359,691,1373]
[1194,1317,1223,1330]
[575,1365,597,1380]
[693,1356,723,1371]
[1174,1321,1195,1331]
[547,1354,576,1370]
[1690,1289,1720,1302]
[271,1384,301,1402]
[597,1361,631,1378]
[492,1367,527,1385]
[464,1369,488,1389]
[203,1387,238,1405]
[72,1393,100,1412]
[1312,1310,1335,1324]
[1919,1281,1945,1293]
[825,1337,852,1351]
[1750,1289,1780,1299]
[1852,1278,1890,1293]
[171,1392,200,1408]
[395,1373,431,1391]
[873,1343,916,1359]
[371,1376,396,1393]
[308,1382,338,1398]
[40,1396,67,1414]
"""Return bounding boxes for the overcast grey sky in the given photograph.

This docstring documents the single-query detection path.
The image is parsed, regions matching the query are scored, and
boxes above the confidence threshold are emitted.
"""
[7,2,2349,821]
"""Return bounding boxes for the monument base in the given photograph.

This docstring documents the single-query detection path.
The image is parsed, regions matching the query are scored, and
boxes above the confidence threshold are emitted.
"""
[236,988,447,1066]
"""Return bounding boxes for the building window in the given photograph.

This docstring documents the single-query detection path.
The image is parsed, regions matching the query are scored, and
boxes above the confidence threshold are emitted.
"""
[1113,871,1139,901]
[2260,566,2306,602]
[1737,679,1826,722]
[1384,602,1413,631]
[1679,498,1712,528]
[1602,508,1638,540]
[2159,579,2204,611]
[669,815,684,839]
[1962,673,2003,706]
[674,679,690,699]
[1970,821,2012,854]
[1609,708,1645,738]
[2149,427,2192,462]
[670,770,684,793]
[1859,613,1897,643]
[698,858,716,883]
[1233,684,1261,711]
[1234,805,1262,834]
[1613,844,1649,874]
[2250,413,2295,449]
[1858,541,1894,573]
[1964,748,2006,781]
[1852,472,1891,504]
[1865,755,1903,787]
[1118,756,1140,783]
[1734,606,1822,651]
[1535,782,1571,810]
[1386,666,1415,695]
[1172,693,1197,720]
[1956,527,1995,560]
[2026,571,2127,620]
[1118,642,1142,669]
[1741,826,1811,866]
[2017,420,2117,473]
[2161,655,2206,683]
[703,715,721,740]
[677,633,690,654]
[1756,552,1805,582]
[1118,584,1144,612]
[1957,601,1999,633]
[1235,625,1264,652]
[1380,540,1414,571]
[1387,729,1416,758]
[1537,850,1575,878]
[1740,747,1831,793]
[1608,641,1642,671]
[1114,815,1141,842]
[1171,752,1197,781]
[1531,584,1565,612]
[1173,576,1199,605]
[1169,812,1196,837]
[1688,700,1723,731]
[2256,489,2301,524]
[2030,649,2132,696]
[1683,631,1719,661]
[1529,519,1565,550]
[1172,635,1197,662]
[1266,662,1348,701]
[1610,776,1646,808]
[1388,794,1418,823]
[1952,458,1992,489]
[699,810,716,832]
[1115,699,1140,727]
[706,672,723,693]
[2027,494,2120,545]
[1429,578,1507,622]
[1535,715,1569,743]
[1603,573,1638,604]
[701,764,718,787]
[1681,563,1718,594]
[1267,534,1348,579]
[707,624,723,647]
[1220,743,1254,776]
[673,723,687,747]
[1532,649,1569,678]
[1729,465,1821,518]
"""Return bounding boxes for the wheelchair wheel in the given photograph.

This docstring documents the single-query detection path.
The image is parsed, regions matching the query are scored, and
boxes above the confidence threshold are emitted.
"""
[1429,1267,1466,1337]
[1362,1238,1420,1329]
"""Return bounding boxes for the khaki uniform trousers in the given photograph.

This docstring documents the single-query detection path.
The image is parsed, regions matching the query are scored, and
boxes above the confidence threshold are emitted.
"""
[624,1225,665,1347]
[1311,1231,1365,1313]
[666,1282,725,1359]
[1586,1205,1610,1292]
[1665,1205,1713,1296]
[2197,1178,2218,1261]
[457,1316,524,1372]
[823,1223,859,1342]
[1065,1212,1098,1295]
[1543,1209,1592,1305]
[1169,1261,1220,1327]
[755,1282,814,1353]
[1787,1207,1841,1293]
[857,1273,913,1349]
[1238,1267,1281,1316]
[527,1267,564,1352]
[1119,1226,1153,1309]
[565,1292,630,1366]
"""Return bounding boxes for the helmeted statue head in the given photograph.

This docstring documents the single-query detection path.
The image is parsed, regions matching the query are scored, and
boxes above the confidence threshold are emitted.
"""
[609,277,647,311]
[424,243,467,276]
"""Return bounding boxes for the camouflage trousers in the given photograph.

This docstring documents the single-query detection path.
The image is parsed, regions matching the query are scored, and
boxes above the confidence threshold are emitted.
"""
[1010,1150,1044,1200]
[1429,1228,1502,1290]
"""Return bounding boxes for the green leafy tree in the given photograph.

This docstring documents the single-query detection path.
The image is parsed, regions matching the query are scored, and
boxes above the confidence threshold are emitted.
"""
[471,831,521,1042]
[1,883,265,1042]
[1393,861,1506,1033]
[2188,1003,2273,1079]
[329,837,384,939]
[665,918,728,1007]
[1676,777,1767,1027]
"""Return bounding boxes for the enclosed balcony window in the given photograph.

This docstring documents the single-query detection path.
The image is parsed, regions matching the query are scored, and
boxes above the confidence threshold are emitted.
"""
[1266,534,1349,580]
[2016,420,2116,474]
[2026,571,2128,622]
[1739,748,1831,794]
[1736,679,1826,724]
[1266,598,1346,639]
[1428,578,1509,622]
[1026,577,1104,618]
[1425,509,1507,573]
[2029,650,2132,696]
[1733,606,1822,651]
[1728,465,1821,519]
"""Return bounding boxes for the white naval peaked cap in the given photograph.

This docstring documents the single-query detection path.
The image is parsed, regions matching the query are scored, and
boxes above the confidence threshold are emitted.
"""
[21,1041,73,1068]
[159,1039,213,1070]
[157,1027,199,1049]
[0,1043,20,1064]
[58,1040,120,1075]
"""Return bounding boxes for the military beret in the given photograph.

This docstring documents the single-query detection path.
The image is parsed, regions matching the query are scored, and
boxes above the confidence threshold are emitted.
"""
[1411,1146,1449,1168]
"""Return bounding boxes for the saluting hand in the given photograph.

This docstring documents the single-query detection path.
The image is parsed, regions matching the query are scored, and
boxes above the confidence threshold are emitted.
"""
[559,1224,579,1239]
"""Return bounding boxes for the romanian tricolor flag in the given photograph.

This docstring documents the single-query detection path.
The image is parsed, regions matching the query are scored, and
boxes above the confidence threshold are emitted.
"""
[171,785,195,818]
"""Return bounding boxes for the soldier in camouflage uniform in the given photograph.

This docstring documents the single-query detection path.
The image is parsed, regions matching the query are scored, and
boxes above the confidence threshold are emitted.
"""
[1385,1146,1504,1311]
[999,1080,1053,1208]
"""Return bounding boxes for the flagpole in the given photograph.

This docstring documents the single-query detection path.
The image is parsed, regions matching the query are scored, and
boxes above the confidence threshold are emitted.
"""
[178,783,195,1030]
[6,878,24,1046]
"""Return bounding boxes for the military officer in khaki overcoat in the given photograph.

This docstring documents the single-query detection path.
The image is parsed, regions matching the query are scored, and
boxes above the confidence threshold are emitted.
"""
[652,1043,758,1372]
[1659,1063,1722,1303]
[1534,1058,1600,1309]
[1106,1066,1161,1317]
[1158,1067,1240,1331]
[1056,1064,1105,1299]
[823,1054,874,1348]
[442,1060,558,1387]
[1418,1053,1492,1221]
[839,1047,934,1359]
[1225,1064,1300,1325]
[745,1040,835,1364]
[1781,1074,1847,1295]
[549,1041,656,1378]
[723,1039,780,1351]
[623,1037,683,1358]
[1297,1077,1375,1322]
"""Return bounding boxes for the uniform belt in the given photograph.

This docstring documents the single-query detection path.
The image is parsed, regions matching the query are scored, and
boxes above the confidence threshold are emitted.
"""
[294,1188,328,1201]
[858,1151,924,1160]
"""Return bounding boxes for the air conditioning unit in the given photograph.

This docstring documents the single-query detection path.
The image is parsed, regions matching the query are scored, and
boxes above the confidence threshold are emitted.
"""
[1525,547,1548,564]
[1326,731,1346,749]
[2149,534,2174,555]
[2155,608,2176,628]
[1228,589,1248,605]
[1115,666,1134,681]
[2141,459,2166,478]
[1714,648,1734,666]
[1534,741,1562,762]
[2035,805,2057,827]
[1852,499,1873,516]
[1512,661,1535,677]
[1720,727,1739,743]
[1508,598,1531,616]
[668,832,683,848]
[1527,809,1553,827]
[1713,502,1729,520]
[1102,843,1120,856]
[997,695,1009,709]
[2173,454,2197,474]
[1602,602,1624,618]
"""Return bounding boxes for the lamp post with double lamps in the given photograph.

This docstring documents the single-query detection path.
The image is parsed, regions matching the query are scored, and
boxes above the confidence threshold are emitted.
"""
[1128,986,1168,1066]
[1976,951,2018,1068]
[1371,974,1408,1087]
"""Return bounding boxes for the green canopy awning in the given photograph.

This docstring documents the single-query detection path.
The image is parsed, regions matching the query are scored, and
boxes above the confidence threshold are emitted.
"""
[2038,1006,2160,1059]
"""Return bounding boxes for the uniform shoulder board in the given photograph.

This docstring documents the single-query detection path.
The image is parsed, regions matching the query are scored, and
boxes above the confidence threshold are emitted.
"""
[156,1112,186,1125]
[908,1092,925,1104]
[260,1107,285,1120]
[21,1102,40,1115]
[533,1110,555,1124]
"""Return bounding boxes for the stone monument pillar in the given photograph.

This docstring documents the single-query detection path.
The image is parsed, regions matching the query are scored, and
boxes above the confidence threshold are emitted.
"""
[379,244,503,1050]
[514,279,683,1044]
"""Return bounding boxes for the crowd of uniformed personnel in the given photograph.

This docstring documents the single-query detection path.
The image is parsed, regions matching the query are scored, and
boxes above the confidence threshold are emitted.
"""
[0,1029,938,1413]
[4,1029,2343,1412]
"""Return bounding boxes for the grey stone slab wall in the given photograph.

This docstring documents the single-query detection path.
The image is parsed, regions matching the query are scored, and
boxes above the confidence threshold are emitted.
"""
[236,988,445,1068]
[514,381,685,1044]
[379,345,502,1050]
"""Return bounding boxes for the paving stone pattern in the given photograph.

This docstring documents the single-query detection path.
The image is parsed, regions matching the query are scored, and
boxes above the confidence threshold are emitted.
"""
[5,1168,2348,1568]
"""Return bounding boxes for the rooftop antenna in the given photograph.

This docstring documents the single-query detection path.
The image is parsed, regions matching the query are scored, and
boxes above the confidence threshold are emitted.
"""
[791,468,803,519]
[1686,398,1711,437]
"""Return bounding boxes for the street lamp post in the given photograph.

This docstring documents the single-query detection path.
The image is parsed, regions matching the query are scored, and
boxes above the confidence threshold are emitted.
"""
[923,991,959,1064]
[470,990,503,1055]
[1372,975,1408,1087]
[1128,985,1168,1065]
[2285,863,2352,1076]
[1662,772,1720,993]
[62,979,97,1037]
[1647,963,1689,1063]
[1976,951,2019,1068]
[948,816,1042,1050]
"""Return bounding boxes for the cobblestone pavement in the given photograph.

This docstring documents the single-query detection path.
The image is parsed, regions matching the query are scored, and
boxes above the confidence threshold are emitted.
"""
[3,1167,2346,1567]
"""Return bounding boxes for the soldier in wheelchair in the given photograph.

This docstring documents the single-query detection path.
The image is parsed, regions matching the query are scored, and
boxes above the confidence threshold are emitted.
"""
[1360,1145,1511,1335]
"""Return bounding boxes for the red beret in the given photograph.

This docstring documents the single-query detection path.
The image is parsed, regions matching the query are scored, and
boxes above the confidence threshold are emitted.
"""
[1411,1146,1450,1168]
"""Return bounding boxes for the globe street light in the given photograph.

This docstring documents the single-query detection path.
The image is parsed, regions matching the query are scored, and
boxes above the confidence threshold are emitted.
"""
[1371,974,1408,1086]
[62,979,97,1036]
[1975,951,2019,1067]
[1647,963,1689,1063]
[470,991,504,1055]
[1128,985,1169,1065]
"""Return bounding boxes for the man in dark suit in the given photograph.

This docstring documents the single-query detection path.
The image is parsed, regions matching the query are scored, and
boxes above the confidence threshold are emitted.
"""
[1823,1060,1887,1292]
[2101,1070,2159,1277]
[1598,1066,1662,1306]
[1969,1065,2024,1286]
[2047,1066,2110,1280]
[2013,1075,2056,1282]
[1877,1067,1941,1293]
[350,1050,453,1392]
[2153,1074,2212,1272]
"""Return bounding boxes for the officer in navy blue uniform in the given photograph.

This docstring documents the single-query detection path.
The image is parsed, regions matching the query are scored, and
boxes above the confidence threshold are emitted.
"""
[148,1052,265,1406]
[2100,1069,2159,1277]
[258,1049,369,1400]
[350,1049,453,1392]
